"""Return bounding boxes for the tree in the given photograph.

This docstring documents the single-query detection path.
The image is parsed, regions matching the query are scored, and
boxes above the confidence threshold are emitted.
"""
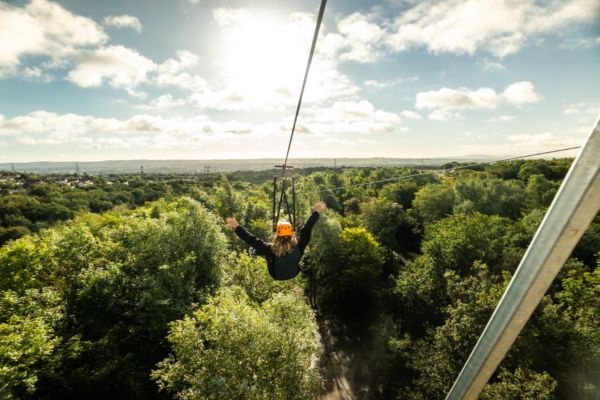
[0,234,56,293]
[394,254,446,333]
[361,198,419,253]
[486,160,523,180]
[0,288,64,399]
[242,197,271,242]
[380,181,419,210]
[572,222,600,269]
[480,367,557,400]
[318,227,385,321]
[421,212,511,276]
[537,264,600,399]
[301,213,342,309]
[0,198,227,399]
[525,174,559,210]
[0,226,30,246]
[221,252,295,304]
[51,198,227,399]
[213,176,243,219]
[412,184,454,225]
[343,197,361,214]
[397,263,512,399]
[517,160,554,181]
[453,178,526,219]
[152,287,322,400]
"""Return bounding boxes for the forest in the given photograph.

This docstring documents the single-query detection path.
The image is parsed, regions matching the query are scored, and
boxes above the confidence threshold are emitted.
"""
[1,158,599,400]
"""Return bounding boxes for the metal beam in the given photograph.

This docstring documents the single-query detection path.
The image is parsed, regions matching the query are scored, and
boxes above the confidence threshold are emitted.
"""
[446,117,600,400]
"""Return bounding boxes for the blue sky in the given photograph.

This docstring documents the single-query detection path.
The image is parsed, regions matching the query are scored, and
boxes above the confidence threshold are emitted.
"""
[0,0,599,162]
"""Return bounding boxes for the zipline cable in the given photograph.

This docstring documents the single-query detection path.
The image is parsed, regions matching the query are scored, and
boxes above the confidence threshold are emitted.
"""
[274,0,327,228]
[281,0,328,175]
[300,145,582,195]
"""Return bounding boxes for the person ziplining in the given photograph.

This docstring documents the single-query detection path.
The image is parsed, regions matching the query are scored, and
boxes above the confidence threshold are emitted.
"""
[224,0,328,281]
[226,201,326,280]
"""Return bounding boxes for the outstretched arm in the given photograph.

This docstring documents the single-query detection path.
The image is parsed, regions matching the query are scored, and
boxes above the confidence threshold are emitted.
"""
[298,201,326,252]
[226,217,271,256]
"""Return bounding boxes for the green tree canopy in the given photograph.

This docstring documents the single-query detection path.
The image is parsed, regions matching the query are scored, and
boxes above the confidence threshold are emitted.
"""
[153,287,322,400]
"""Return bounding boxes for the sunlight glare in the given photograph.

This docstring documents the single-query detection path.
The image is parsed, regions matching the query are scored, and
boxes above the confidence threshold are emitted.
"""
[217,11,314,108]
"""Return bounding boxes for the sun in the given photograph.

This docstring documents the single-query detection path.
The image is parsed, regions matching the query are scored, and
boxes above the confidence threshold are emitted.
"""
[215,10,315,108]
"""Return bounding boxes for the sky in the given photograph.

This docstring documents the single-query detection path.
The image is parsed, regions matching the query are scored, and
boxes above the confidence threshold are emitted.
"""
[0,0,599,162]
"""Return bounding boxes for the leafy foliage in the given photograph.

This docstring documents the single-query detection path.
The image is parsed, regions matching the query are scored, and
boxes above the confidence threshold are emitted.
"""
[0,158,597,400]
[480,367,557,400]
[152,287,321,400]
[1,198,227,399]
[0,289,64,399]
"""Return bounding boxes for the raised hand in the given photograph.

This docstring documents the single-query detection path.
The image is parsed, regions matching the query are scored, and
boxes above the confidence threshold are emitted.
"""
[226,217,240,228]
[313,201,327,214]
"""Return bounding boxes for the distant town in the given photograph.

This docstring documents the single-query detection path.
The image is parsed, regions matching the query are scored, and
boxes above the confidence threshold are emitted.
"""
[0,156,495,175]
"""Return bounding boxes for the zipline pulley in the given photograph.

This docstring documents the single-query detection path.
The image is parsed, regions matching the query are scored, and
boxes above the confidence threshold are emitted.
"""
[272,165,297,232]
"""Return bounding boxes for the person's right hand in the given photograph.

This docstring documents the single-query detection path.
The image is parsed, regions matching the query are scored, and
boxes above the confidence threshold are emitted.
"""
[313,201,327,214]
[226,217,239,228]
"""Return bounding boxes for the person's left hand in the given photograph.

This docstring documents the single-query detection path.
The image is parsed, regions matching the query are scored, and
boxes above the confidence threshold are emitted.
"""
[226,217,239,228]
[313,201,327,214]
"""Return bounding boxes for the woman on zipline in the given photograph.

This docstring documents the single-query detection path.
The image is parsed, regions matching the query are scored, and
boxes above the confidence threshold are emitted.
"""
[226,201,326,280]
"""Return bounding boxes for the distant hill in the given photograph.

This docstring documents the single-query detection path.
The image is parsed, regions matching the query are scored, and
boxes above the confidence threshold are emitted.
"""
[0,157,499,175]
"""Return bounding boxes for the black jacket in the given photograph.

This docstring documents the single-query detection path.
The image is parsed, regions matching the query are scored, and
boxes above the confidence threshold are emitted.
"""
[234,211,320,280]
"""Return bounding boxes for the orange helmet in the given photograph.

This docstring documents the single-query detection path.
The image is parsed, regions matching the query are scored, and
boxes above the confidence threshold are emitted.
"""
[275,221,294,237]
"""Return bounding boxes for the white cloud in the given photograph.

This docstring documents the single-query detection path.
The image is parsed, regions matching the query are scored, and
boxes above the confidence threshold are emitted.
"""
[0,0,107,73]
[103,15,142,33]
[563,101,600,116]
[153,95,184,109]
[386,0,600,57]
[364,78,409,88]
[478,57,506,71]
[307,120,401,135]
[427,109,461,121]
[0,111,93,145]
[314,100,401,124]
[0,107,408,152]
[136,94,186,110]
[454,129,586,158]
[488,115,515,122]
[22,66,54,82]
[335,12,386,63]
[506,132,582,148]
[387,0,526,56]
[0,111,252,148]
[502,81,543,104]
[525,0,600,33]
[67,46,207,94]
[213,8,253,26]
[416,81,542,113]
[417,87,502,110]
[0,1,208,96]
[158,50,198,74]
[67,45,156,89]
[562,101,600,125]
[155,50,207,91]
[303,100,404,134]
[189,89,264,111]
[400,110,423,120]
[565,34,600,47]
